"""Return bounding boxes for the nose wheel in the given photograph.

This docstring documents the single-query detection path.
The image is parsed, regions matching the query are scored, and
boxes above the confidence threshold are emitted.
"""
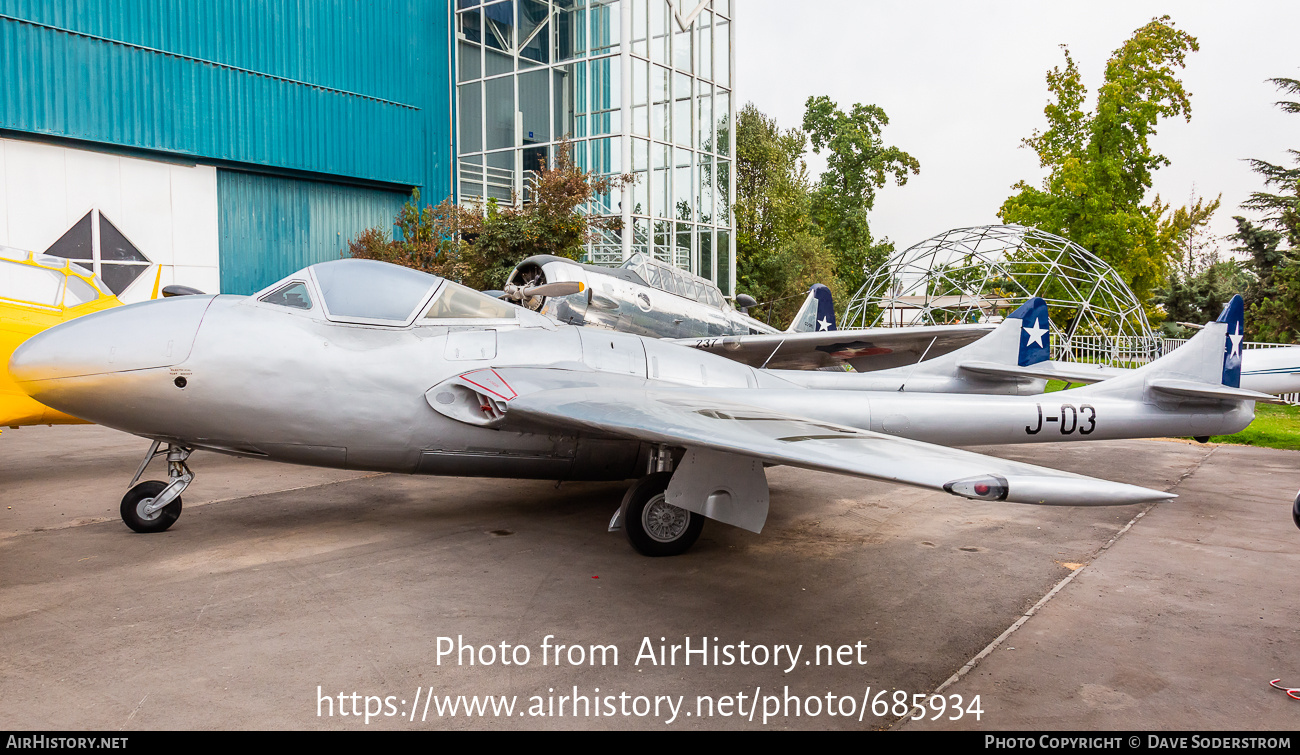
[121,480,182,533]
[120,441,194,533]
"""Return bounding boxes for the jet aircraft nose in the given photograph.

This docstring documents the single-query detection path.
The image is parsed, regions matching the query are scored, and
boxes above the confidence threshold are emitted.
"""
[9,295,214,410]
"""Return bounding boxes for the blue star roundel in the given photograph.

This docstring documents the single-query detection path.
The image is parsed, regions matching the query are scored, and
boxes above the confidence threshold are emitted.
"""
[1216,294,1245,388]
[1010,297,1051,366]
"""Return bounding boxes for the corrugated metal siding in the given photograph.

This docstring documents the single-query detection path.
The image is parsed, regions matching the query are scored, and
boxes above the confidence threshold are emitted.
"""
[218,170,408,295]
[0,1,453,201]
[1,0,427,105]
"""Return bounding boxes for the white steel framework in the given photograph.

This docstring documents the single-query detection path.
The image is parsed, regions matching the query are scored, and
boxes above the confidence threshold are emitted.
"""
[842,225,1158,364]
[453,0,736,295]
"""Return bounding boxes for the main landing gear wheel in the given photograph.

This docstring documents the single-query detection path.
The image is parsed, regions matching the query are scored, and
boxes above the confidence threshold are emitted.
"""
[121,480,182,533]
[622,472,705,557]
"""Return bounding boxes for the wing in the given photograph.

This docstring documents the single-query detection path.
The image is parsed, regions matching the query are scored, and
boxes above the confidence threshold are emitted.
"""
[667,323,996,371]
[469,369,1173,508]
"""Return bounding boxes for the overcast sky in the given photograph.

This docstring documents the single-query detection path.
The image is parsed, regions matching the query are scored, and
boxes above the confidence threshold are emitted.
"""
[736,0,1299,258]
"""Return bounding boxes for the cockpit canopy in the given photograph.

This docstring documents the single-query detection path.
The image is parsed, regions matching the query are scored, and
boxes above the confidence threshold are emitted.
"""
[312,258,439,322]
[620,252,726,309]
[256,259,517,325]
[0,245,112,308]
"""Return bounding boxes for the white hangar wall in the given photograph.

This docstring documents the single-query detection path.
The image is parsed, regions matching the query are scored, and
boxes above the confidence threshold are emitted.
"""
[0,137,220,303]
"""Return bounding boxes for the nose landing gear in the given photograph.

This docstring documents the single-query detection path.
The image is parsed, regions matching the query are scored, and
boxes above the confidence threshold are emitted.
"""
[121,441,194,533]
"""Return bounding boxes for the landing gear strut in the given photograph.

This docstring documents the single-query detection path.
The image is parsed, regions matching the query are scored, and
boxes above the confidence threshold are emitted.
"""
[120,441,194,533]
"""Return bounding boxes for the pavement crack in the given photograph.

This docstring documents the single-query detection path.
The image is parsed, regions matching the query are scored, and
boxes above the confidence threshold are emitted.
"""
[895,444,1219,729]
[120,693,147,730]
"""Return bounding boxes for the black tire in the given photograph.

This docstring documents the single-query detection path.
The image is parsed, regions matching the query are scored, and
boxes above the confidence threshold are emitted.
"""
[622,472,704,557]
[121,480,182,533]
[1293,490,1300,531]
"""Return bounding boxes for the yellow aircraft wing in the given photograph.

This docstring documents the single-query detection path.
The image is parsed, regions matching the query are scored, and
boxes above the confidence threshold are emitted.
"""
[0,247,128,430]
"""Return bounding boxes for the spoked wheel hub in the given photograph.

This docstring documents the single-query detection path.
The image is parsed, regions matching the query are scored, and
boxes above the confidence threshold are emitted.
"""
[622,472,706,557]
[642,494,691,543]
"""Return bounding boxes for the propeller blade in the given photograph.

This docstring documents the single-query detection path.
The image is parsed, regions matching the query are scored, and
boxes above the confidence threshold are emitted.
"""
[502,281,584,302]
[526,281,585,298]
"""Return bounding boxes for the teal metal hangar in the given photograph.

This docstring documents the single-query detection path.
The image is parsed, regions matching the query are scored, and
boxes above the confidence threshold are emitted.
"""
[0,1,737,301]
[0,0,453,298]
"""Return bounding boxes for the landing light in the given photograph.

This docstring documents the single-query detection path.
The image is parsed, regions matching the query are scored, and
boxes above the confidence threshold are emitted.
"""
[944,475,1010,502]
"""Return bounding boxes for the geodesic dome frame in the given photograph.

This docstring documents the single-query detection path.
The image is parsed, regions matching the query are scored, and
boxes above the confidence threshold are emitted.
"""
[841,225,1156,361]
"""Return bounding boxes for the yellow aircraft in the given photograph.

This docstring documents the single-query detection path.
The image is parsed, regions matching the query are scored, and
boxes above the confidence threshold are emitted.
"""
[0,245,143,430]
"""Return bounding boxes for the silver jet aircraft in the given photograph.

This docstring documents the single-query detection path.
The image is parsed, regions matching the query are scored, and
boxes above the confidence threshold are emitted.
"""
[773,299,1300,400]
[503,252,993,370]
[9,260,1280,556]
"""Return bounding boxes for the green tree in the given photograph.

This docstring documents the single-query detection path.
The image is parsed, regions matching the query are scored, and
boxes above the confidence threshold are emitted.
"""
[1161,192,1221,279]
[1248,262,1300,343]
[351,141,629,291]
[1232,76,1300,343]
[734,103,835,322]
[347,190,468,282]
[1241,77,1300,249]
[1153,191,1225,335]
[999,16,1201,304]
[1158,259,1252,337]
[1230,216,1299,342]
[740,231,844,328]
[802,96,920,297]
[734,103,814,261]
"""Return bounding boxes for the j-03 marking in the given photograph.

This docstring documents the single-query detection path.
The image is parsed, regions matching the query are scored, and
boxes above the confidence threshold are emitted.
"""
[1025,403,1096,436]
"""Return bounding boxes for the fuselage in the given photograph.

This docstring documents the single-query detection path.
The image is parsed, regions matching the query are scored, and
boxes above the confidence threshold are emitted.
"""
[11,287,1255,483]
[1241,346,1300,396]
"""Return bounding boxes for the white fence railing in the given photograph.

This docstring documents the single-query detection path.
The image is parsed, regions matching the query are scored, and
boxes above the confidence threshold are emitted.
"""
[1052,335,1163,368]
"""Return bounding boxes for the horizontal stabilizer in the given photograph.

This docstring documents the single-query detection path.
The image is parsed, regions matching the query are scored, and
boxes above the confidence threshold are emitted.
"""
[1147,379,1287,405]
[958,360,1124,384]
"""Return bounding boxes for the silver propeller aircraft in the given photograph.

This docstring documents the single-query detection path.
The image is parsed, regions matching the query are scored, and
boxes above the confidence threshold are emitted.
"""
[503,252,993,370]
[9,260,1280,556]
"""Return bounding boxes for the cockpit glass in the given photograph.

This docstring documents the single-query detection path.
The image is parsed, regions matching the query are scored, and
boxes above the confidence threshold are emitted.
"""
[423,281,518,320]
[63,275,98,306]
[260,281,313,310]
[672,270,690,297]
[0,258,64,306]
[313,259,438,322]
